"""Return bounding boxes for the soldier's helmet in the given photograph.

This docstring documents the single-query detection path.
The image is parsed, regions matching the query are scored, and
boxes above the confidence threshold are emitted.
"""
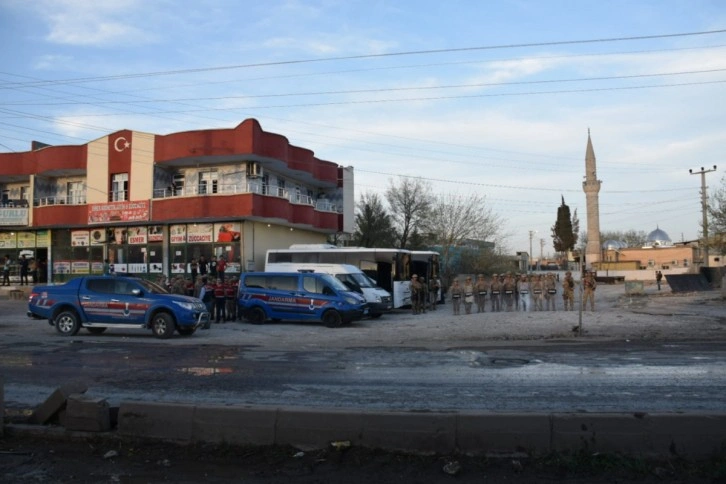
[477,274,484,278]
[412,274,417,278]
[492,273,498,277]
[566,271,572,275]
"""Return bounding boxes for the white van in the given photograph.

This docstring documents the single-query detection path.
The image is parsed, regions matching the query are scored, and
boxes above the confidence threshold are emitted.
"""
[264,262,392,318]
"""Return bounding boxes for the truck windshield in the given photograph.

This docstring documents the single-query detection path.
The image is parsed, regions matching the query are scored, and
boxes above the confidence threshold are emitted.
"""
[138,279,170,294]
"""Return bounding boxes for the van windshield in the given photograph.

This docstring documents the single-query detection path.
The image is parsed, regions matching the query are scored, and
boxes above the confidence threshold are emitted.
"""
[348,273,373,288]
[321,274,349,292]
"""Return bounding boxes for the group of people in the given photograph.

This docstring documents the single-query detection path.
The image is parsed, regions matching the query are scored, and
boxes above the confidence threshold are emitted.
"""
[188,255,227,286]
[2,254,43,286]
[159,273,240,324]
[409,274,441,314]
[444,270,598,315]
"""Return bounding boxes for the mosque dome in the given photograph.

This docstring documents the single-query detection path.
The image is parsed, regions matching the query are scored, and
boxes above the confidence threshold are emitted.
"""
[646,227,672,247]
[602,239,626,250]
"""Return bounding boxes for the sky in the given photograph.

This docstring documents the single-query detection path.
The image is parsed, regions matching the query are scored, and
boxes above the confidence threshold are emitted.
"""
[1,0,726,257]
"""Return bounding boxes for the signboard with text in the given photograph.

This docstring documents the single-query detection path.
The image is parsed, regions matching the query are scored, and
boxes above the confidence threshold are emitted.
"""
[88,200,149,224]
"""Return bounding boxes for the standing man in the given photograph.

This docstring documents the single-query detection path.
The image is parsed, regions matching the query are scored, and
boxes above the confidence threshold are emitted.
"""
[583,271,597,311]
[562,271,576,311]
[518,274,530,312]
[656,270,663,291]
[502,273,516,312]
[429,277,440,311]
[418,277,428,314]
[2,255,10,286]
[531,274,544,311]
[490,274,501,312]
[19,254,29,285]
[214,278,227,323]
[410,274,422,315]
[449,279,462,315]
[474,274,487,313]
[544,273,557,311]
[462,276,475,315]
[216,256,227,283]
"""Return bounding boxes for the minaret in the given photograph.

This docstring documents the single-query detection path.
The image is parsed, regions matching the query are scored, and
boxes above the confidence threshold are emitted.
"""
[582,129,602,268]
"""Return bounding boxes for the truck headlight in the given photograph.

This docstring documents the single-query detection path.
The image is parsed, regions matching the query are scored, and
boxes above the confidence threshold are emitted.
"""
[173,301,195,311]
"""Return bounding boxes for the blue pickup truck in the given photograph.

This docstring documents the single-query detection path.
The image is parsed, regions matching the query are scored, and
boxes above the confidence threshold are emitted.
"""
[27,276,210,338]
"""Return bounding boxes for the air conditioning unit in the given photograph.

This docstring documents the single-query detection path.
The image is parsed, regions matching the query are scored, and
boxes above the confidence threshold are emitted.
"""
[247,162,261,177]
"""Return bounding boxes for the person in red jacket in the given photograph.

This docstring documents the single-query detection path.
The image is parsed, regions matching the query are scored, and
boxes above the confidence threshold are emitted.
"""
[216,256,227,283]
[214,278,226,323]
[224,279,237,321]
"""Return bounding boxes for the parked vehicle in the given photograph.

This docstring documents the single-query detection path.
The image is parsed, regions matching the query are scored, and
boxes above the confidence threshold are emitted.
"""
[237,272,367,327]
[27,276,210,338]
[264,262,392,318]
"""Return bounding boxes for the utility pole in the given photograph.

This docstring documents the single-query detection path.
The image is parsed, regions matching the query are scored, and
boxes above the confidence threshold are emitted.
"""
[539,238,545,269]
[528,230,536,272]
[689,165,717,267]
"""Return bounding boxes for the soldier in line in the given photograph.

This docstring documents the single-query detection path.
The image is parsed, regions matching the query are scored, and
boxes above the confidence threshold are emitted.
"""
[462,276,475,314]
[518,274,530,312]
[583,271,597,311]
[562,271,576,311]
[474,274,487,313]
[449,279,463,315]
[544,273,557,311]
[531,274,544,311]
[418,277,428,314]
[502,272,516,312]
[410,274,423,314]
[429,277,440,311]
[490,273,501,312]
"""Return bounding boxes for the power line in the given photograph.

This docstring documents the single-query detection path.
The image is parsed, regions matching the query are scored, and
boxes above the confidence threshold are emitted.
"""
[1,28,725,89]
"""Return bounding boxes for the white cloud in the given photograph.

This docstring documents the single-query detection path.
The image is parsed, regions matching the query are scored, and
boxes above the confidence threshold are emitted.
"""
[36,0,157,46]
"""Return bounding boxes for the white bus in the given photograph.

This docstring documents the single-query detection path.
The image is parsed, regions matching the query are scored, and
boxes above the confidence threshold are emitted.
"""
[266,245,420,308]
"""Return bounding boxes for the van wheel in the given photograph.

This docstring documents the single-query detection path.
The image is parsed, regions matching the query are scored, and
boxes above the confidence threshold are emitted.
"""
[323,310,342,328]
[151,312,175,339]
[246,307,267,324]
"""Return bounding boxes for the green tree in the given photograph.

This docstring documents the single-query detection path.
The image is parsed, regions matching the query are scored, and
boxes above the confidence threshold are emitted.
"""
[551,196,578,254]
[352,192,396,247]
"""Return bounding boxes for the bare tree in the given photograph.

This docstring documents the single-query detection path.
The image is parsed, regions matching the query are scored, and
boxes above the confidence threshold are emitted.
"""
[426,192,501,285]
[385,177,432,249]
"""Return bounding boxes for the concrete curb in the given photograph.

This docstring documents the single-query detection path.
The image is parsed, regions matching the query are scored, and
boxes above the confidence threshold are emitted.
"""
[115,402,726,458]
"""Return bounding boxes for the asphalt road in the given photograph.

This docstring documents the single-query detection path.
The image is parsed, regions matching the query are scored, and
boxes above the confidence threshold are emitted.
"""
[2,293,725,413]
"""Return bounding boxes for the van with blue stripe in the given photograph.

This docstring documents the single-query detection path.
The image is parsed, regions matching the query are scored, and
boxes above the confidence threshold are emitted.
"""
[237,271,367,327]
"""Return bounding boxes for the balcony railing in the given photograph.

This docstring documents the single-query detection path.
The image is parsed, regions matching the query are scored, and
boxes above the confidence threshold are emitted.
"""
[152,183,342,213]
[33,196,87,206]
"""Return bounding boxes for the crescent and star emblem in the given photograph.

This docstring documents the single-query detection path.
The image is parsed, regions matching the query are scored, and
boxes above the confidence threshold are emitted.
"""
[114,137,130,152]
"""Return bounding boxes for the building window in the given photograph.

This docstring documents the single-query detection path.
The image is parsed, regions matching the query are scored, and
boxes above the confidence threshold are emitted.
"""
[198,170,218,195]
[172,174,185,196]
[67,181,85,204]
[20,186,29,202]
[111,173,128,201]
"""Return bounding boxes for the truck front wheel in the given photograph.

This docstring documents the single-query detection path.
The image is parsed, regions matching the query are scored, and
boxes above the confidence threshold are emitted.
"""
[55,310,81,336]
[151,312,175,339]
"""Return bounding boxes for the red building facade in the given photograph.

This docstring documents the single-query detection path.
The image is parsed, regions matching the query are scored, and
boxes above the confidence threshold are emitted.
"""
[0,119,353,283]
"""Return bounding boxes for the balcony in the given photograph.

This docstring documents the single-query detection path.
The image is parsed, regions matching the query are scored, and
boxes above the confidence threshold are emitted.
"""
[152,182,341,213]
[33,196,87,206]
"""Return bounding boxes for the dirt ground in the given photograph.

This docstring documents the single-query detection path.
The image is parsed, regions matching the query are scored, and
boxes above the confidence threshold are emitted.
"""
[2,282,725,483]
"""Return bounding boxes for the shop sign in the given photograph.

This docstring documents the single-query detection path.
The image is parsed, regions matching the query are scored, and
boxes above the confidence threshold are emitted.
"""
[148,225,164,242]
[127,227,148,245]
[170,225,187,244]
[214,222,241,242]
[54,261,71,274]
[187,223,214,243]
[88,200,149,224]
[36,230,50,247]
[71,261,90,274]
[0,232,17,248]
[16,232,36,248]
[128,263,147,273]
[0,208,28,225]
[71,230,90,247]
